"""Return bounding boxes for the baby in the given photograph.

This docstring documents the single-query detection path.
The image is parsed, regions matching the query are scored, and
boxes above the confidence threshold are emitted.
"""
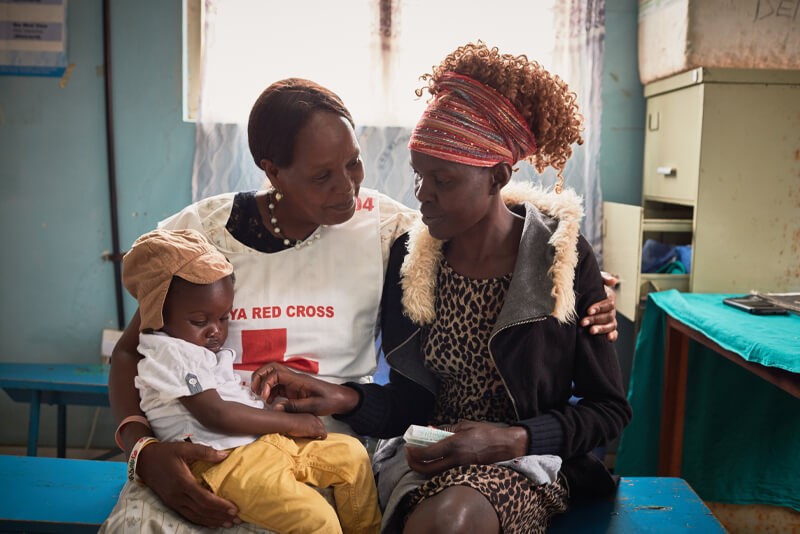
[122,228,380,534]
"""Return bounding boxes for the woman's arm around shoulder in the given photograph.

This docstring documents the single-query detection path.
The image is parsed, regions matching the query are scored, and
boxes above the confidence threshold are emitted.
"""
[581,270,619,341]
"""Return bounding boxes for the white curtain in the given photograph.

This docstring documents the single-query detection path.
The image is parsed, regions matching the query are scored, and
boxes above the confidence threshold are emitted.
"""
[192,122,264,201]
[192,123,418,208]
[191,0,605,256]
[550,0,606,261]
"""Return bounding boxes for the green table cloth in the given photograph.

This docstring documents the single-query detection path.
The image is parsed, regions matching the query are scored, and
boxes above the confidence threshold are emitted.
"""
[615,290,800,510]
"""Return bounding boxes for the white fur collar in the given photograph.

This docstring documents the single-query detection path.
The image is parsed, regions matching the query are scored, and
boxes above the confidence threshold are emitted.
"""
[400,182,584,325]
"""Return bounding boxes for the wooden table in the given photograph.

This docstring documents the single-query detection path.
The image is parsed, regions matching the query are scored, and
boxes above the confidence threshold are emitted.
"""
[0,363,110,457]
[658,314,800,476]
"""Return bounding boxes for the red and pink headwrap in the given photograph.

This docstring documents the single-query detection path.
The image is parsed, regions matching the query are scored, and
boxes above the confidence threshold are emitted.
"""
[408,72,537,168]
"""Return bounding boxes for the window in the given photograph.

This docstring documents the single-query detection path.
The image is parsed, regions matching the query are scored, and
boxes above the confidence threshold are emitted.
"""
[184,0,556,127]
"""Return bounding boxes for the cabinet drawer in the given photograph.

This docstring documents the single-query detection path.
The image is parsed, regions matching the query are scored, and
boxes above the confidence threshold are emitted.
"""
[642,86,703,205]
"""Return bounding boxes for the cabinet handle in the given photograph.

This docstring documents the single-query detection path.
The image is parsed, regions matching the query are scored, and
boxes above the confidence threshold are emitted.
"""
[648,112,660,131]
[657,166,676,176]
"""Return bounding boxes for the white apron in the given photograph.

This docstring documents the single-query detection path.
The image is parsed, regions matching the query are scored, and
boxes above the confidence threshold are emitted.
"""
[160,190,384,433]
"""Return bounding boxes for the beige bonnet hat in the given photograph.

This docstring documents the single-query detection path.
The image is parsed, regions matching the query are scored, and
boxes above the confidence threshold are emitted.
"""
[122,229,233,331]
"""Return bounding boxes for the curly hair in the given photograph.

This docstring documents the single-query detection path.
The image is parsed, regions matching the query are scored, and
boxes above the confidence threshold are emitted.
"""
[416,41,583,190]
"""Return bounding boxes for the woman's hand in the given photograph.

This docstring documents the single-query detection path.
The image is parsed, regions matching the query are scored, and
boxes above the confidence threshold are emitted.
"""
[136,441,240,528]
[580,271,619,342]
[251,362,360,416]
[405,421,528,475]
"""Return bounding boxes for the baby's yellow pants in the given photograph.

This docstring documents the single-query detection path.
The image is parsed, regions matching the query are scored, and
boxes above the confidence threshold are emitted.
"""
[192,433,381,534]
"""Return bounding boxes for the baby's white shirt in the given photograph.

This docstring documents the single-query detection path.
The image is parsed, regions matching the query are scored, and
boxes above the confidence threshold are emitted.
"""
[135,332,263,450]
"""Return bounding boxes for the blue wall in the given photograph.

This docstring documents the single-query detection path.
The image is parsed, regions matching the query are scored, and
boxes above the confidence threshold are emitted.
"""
[601,0,645,206]
[0,0,643,449]
[600,0,645,393]
[0,1,194,448]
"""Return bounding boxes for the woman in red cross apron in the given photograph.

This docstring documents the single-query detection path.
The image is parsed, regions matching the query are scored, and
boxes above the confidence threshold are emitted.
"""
[106,76,619,530]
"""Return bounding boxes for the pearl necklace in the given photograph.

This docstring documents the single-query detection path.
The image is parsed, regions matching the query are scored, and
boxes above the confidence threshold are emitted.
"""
[266,190,323,250]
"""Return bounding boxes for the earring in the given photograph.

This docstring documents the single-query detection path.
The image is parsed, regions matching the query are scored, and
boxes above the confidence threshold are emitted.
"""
[274,190,283,202]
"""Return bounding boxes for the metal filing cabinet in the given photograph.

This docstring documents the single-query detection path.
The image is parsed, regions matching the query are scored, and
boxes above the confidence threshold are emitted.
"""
[603,68,800,321]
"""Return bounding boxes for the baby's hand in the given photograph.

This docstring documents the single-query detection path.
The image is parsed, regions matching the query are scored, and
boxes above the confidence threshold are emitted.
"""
[285,413,327,440]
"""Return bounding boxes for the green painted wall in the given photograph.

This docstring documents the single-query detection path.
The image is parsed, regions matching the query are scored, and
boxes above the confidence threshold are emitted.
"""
[0,0,644,449]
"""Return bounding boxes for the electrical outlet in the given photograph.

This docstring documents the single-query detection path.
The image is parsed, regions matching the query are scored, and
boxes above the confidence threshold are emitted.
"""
[101,328,124,365]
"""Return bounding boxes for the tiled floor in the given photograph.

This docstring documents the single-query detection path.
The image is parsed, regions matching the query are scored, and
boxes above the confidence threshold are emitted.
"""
[707,502,800,534]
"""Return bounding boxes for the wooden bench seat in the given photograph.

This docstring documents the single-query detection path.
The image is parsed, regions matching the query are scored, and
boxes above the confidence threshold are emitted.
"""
[549,476,725,532]
[0,455,125,533]
[0,454,724,533]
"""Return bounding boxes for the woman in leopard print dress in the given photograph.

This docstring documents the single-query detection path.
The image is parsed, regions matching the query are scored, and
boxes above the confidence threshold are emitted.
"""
[256,42,632,533]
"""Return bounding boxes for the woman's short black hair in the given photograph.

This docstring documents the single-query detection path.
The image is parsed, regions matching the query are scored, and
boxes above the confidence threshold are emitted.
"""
[247,78,355,169]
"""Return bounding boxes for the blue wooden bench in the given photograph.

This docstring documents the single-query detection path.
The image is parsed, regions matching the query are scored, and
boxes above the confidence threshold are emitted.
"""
[0,363,110,457]
[549,476,725,532]
[0,453,723,534]
[0,455,126,533]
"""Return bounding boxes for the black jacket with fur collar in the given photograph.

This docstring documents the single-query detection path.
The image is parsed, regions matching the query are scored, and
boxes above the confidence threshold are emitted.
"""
[337,184,632,496]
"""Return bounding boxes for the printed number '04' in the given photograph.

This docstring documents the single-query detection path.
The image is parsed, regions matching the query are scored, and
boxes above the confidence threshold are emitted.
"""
[356,196,374,212]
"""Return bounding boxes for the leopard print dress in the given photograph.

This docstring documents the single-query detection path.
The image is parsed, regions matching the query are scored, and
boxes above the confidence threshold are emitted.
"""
[403,261,568,533]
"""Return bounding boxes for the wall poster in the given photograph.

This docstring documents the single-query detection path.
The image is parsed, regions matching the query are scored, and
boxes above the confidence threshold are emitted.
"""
[0,0,67,76]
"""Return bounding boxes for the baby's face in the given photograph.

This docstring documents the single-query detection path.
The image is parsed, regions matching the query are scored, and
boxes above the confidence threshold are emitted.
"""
[162,276,234,352]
